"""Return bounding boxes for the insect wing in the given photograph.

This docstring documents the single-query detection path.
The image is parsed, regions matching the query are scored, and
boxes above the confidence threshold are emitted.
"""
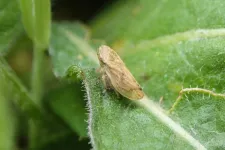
[105,56,144,100]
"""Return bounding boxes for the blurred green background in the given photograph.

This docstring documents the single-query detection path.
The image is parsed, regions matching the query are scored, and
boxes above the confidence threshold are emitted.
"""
[6,0,116,149]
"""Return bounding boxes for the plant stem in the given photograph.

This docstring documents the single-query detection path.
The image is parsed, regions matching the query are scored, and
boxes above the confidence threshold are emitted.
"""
[168,88,225,114]
[31,45,45,106]
[30,45,45,148]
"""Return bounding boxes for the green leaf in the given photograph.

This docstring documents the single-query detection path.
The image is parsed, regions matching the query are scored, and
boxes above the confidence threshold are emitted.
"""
[83,69,195,150]
[0,57,42,120]
[91,0,225,44]
[18,0,34,40]
[50,22,98,78]
[28,115,73,149]
[121,37,225,149]
[0,0,22,54]
[49,21,205,149]
[33,0,51,49]
[49,1,225,149]
[49,22,97,137]
[47,84,88,137]
[18,0,51,49]
[89,0,225,149]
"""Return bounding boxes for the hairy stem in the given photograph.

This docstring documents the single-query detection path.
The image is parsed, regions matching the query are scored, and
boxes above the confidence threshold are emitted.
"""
[168,88,225,114]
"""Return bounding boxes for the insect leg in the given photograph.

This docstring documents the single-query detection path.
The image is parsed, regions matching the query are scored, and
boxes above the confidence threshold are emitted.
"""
[102,73,114,90]
[102,73,121,98]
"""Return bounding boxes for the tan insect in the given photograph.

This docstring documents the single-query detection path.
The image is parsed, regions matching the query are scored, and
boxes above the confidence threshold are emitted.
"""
[97,45,144,100]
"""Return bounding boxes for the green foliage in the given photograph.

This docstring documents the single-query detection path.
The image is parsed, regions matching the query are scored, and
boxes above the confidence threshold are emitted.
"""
[50,22,98,77]
[0,80,15,150]
[18,0,34,40]
[89,0,225,149]
[0,58,42,120]
[47,84,88,137]
[19,0,51,49]
[91,0,225,43]
[0,0,22,54]
[83,69,194,150]
[33,0,51,49]
[1,0,225,149]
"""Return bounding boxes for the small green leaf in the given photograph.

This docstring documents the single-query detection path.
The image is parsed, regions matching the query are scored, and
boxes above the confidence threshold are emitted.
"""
[47,84,88,137]
[18,0,34,40]
[18,0,51,49]
[33,0,51,49]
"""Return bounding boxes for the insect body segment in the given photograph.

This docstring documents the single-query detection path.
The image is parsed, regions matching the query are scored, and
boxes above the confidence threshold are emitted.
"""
[97,45,144,100]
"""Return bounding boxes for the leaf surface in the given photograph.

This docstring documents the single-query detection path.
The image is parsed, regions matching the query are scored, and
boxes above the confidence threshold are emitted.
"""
[0,0,22,54]
[90,0,225,149]
[49,20,225,149]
